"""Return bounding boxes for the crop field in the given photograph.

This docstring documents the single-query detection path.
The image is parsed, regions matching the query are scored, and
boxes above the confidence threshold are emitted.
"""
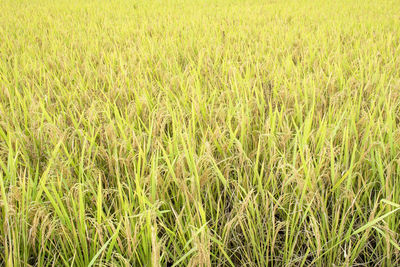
[1,0,400,266]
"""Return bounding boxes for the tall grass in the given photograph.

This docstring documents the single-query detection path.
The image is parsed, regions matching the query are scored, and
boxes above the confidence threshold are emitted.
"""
[1,0,400,265]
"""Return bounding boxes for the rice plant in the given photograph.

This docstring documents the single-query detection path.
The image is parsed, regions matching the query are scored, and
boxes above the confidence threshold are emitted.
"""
[1,0,400,266]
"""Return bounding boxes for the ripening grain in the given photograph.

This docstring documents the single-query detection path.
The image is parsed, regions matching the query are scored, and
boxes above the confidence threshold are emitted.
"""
[1,0,400,266]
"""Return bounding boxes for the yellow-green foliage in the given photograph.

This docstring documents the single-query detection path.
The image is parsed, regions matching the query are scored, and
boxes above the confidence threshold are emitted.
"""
[1,0,400,266]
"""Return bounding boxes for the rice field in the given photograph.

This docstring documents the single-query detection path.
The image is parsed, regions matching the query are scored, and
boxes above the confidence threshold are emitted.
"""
[1,0,400,266]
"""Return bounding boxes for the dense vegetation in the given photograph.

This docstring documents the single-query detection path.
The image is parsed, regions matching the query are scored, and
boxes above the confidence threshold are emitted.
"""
[1,0,400,266]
